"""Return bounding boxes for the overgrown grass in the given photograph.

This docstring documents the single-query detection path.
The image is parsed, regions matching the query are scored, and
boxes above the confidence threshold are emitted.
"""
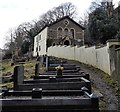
[0,82,13,89]
[2,59,15,75]
[1,59,46,89]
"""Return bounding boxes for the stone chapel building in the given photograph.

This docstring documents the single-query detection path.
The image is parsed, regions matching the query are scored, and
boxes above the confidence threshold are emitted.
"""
[33,16,85,56]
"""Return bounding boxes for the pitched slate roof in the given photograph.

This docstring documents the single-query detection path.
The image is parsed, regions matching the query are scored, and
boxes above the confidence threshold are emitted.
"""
[47,16,85,30]
[36,16,85,36]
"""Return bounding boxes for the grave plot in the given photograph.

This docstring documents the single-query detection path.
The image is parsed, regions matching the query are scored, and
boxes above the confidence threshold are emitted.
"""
[0,56,100,111]
[13,65,91,93]
[38,55,66,66]
[45,56,80,72]
[33,56,82,77]
[1,86,99,112]
[33,59,89,80]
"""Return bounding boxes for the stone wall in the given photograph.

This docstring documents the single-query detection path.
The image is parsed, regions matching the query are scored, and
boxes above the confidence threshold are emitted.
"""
[47,44,111,75]
[48,40,120,77]
[109,45,120,82]
[48,18,84,40]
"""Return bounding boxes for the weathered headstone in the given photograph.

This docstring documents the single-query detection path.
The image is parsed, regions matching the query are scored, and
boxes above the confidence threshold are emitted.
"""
[13,65,24,91]
[46,56,49,71]
[35,62,40,76]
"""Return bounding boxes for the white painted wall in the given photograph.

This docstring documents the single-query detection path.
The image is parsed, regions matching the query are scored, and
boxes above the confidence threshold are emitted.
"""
[33,27,48,56]
[48,44,111,75]
[96,45,111,74]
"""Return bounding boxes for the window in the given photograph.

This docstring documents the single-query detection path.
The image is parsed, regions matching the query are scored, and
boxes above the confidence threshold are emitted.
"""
[39,35,41,40]
[39,46,41,51]
[64,28,69,37]
[64,20,69,26]
[70,29,75,39]
[57,27,62,38]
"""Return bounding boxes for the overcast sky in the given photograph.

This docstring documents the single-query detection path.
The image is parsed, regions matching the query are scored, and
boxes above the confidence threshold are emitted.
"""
[0,0,119,48]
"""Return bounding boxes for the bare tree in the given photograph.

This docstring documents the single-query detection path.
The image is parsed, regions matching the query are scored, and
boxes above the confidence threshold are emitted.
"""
[38,2,77,27]
[17,22,35,44]
[13,28,23,48]
[4,29,15,50]
[3,2,78,57]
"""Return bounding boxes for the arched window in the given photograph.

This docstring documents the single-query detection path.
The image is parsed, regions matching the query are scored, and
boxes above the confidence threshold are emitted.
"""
[57,27,62,38]
[64,28,69,37]
[70,29,75,39]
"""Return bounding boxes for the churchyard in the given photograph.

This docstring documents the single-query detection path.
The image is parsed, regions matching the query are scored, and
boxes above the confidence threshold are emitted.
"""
[0,56,119,111]
[0,56,101,111]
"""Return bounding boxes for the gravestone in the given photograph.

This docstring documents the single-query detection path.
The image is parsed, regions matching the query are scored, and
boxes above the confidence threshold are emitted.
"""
[56,69,62,77]
[13,65,24,91]
[35,62,40,76]
[46,56,49,71]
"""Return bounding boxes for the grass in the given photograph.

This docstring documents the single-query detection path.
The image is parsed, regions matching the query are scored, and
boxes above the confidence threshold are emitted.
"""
[1,59,15,75]
[76,62,119,110]
[1,59,46,89]
[0,82,13,89]
[99,99,106,110]
[89,65,119,93]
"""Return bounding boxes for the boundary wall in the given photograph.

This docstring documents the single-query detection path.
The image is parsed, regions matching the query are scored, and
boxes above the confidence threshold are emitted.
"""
[47,44,111,75]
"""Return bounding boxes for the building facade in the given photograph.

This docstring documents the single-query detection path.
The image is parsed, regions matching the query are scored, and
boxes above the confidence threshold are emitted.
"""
[34,16,85,56]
